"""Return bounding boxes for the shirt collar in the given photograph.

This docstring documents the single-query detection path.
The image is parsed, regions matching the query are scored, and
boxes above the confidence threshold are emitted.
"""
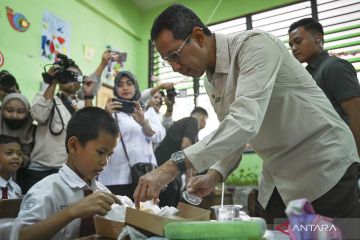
[214,33,230,74]
[59,164,99,191]
[307,51,329,70]
[0,176,16,189]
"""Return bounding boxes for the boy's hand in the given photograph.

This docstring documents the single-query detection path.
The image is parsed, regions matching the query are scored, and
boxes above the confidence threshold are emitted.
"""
[67,191,120,218]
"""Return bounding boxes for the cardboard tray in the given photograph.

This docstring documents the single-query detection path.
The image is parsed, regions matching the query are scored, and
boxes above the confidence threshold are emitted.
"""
[94,216,125,239]
[125,202,210,236]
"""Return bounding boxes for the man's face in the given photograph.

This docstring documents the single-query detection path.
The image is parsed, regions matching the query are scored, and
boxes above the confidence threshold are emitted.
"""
[155,29,207,78]
[288,26,322,63]
[198,115,208,130]
[59,66,81,94]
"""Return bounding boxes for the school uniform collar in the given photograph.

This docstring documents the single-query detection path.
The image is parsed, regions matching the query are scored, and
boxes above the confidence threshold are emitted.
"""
[0,175,17,190]
[59,164,99,191]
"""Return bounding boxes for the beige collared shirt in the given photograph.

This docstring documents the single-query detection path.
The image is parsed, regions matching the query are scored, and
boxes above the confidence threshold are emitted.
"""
[183,30,359,208]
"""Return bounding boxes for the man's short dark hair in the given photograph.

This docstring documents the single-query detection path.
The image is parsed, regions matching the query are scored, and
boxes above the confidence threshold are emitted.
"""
[65,107,119,152]
[0,135,20,145]
[191,107,208,117]
[151,4,212,41]
[288,18,324,35]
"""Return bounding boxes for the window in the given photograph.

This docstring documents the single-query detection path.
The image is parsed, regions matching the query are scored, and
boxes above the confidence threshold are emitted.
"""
[149,0,360,139]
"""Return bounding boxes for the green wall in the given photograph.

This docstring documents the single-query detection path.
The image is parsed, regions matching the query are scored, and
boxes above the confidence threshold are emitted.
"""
[0,0,143,100]
[0,0,298,101]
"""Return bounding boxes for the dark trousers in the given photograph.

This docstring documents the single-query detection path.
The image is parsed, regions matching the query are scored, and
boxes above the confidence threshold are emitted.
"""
[106,184,134,201]
[260,163,360,223]
[18,168,59,194]
[260,163,360,238]
[159,176,181,208]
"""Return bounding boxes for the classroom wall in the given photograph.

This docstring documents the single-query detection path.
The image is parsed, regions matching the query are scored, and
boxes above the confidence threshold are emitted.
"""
[0,0,298,101]
[0,0,142,100]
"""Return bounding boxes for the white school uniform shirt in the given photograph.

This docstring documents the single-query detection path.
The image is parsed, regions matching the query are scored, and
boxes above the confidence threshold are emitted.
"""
[98,107,165,186]
[0,176,21,199]
[183,30,359,208]
[16,164,109,240]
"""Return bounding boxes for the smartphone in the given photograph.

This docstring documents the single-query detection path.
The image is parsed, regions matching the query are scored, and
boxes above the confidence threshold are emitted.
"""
[112,98,135,113]
[110,51,127,62]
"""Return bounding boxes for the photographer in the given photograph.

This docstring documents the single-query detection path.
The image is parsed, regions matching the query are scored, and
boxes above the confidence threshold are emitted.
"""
[141,82,175,130]
[0,70,20,102]
[98,71,165,199]
[21,55,94,193]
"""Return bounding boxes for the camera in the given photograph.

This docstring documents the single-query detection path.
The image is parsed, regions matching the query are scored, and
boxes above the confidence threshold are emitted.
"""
[111,98,135,113]
[42,53,85,84]
[166,87,177,102]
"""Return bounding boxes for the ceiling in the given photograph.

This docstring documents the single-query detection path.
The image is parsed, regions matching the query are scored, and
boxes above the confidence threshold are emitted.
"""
[132,0,175,11]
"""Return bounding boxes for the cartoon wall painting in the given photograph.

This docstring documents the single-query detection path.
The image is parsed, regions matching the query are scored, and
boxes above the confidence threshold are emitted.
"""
[0,51,4,67]
[6,7,30,32]
[41,11,71,61]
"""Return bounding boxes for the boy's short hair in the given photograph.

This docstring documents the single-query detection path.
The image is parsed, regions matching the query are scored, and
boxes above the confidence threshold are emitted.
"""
[65,107,119,152]
[191,107,208,117]
[0,135,20,145]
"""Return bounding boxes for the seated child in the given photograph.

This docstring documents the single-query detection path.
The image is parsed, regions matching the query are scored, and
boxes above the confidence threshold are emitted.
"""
[17,107,121,240]
[0,135,22,199]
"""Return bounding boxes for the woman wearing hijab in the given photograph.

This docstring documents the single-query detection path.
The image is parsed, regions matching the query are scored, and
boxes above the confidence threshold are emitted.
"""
[0,93,36,190]
[98,71,165,199]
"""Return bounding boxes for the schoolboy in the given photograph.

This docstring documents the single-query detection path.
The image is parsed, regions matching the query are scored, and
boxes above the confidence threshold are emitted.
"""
[17,107,120,240]
[0,134,22,199]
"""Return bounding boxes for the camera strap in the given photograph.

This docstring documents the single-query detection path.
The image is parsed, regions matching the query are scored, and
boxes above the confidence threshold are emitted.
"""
[56,92,76,115]
[114,113,131,168]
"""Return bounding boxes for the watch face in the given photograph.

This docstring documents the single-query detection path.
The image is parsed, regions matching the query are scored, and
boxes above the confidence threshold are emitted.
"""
[172,151,185,161]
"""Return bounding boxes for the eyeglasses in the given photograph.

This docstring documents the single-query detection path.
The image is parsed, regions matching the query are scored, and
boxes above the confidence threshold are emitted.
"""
[163,34,191,67]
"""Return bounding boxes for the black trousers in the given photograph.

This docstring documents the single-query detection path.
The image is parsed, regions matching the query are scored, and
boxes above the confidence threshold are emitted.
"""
[260,163,360,239]
[106,184,134,201]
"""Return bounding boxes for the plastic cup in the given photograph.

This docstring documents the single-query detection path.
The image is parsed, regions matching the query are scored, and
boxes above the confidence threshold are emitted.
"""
[211,205,243,221]
[182,191,203,205]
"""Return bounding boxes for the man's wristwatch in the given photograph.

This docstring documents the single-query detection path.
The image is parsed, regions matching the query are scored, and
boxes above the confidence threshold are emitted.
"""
[170,151,187,174]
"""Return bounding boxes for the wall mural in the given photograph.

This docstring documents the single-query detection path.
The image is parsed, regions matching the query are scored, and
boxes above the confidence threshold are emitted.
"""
[6,6,30,32]
[41,11,71,61]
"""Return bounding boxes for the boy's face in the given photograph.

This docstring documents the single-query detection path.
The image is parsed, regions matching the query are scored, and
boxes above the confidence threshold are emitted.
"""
[68,132,118,182]
[0,142,23,175]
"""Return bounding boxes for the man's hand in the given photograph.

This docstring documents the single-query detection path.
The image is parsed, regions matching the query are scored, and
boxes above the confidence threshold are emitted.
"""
[66,191,120,219]
[187,170,222,198]
[133,160,179,208]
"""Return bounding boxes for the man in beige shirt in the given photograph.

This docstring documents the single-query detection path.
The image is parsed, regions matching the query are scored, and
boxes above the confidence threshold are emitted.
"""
[134,4,360,222]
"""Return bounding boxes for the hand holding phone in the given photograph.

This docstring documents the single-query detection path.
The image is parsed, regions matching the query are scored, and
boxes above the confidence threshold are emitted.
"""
[111,98,135,113]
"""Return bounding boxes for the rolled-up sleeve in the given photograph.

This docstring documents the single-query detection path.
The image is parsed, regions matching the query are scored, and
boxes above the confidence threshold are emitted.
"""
[184,33,283,174]
[31,92,53,124]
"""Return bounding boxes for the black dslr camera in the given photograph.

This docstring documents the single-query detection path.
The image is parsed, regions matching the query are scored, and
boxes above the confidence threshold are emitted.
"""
[42,53,85,84]
[165,87,177,102]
